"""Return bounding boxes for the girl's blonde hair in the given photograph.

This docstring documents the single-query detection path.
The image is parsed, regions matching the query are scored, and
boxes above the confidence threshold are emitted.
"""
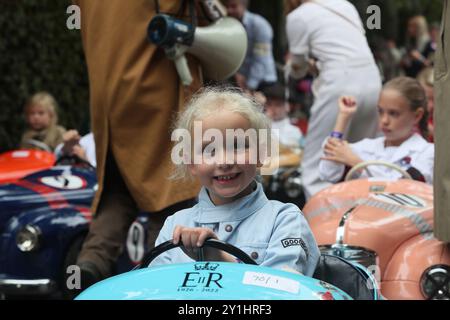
[24,91,59,127]
[171,86,271,180]
[383,76,429,139]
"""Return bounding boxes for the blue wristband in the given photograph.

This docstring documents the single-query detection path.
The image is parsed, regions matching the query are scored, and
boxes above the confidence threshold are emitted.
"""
[330,131,344,139]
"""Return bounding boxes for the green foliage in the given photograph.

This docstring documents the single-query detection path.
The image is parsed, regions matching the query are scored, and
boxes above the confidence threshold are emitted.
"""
[393,0,442,21]
[0,0,89,152]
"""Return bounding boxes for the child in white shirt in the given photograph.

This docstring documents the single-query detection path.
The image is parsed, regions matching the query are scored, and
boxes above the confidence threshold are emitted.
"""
[319,77,434,184]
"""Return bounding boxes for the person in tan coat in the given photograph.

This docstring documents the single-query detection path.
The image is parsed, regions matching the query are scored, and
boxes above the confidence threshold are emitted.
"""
[434,0,450,243]
[72,0,224,288]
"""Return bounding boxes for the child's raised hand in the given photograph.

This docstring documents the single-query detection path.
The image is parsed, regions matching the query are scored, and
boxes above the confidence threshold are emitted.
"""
[338,96,357,116]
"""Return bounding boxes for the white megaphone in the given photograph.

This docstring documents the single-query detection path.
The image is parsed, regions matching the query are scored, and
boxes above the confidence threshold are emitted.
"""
[148,14,247,86]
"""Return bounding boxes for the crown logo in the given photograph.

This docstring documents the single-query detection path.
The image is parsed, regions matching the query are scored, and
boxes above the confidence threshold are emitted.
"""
[194,262,219,271]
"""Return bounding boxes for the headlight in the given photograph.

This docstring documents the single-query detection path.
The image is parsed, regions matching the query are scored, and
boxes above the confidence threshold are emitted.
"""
[16,225,41,252]
[420,265,450,300]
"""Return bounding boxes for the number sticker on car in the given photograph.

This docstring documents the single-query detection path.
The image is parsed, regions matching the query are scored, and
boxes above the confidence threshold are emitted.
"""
[242,271,300,294]
[40,175,86,189]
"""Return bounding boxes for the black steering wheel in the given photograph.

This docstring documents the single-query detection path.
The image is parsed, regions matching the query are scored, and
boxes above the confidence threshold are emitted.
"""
[139,238,258,269]
[54,154,94,169]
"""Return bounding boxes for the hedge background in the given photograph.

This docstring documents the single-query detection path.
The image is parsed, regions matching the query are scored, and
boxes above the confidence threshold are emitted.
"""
[0,0,89,153]
[0,0,443,152]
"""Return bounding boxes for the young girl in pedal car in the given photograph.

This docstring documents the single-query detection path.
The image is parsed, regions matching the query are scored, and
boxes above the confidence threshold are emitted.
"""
[150,87,319,276]
[319,76,433,184]
[20,92,66,152]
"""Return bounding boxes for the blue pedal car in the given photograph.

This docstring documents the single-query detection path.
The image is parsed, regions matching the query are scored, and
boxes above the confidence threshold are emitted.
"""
[0,157,150,299]
[76,239,380,300]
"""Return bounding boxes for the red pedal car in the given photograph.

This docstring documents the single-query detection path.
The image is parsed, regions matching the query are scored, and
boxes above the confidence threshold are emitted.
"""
[0,141,56,184]
[303,161,450,300]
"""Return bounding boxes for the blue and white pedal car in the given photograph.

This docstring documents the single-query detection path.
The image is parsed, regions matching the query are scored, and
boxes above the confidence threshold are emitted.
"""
[76,239,381,300]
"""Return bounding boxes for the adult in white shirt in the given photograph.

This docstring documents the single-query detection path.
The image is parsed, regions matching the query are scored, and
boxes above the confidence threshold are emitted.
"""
[286,0,382,198]
[262,83,303,148]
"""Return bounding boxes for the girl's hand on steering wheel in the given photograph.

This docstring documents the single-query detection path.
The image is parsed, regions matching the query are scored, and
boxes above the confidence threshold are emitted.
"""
[172,226,234,262]
[322,138,362,167]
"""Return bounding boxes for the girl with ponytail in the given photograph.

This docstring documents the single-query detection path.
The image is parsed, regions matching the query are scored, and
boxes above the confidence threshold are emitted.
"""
[319,76,434,184]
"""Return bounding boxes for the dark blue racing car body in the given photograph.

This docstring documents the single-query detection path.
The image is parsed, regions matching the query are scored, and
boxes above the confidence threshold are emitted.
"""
[0,165,150,298]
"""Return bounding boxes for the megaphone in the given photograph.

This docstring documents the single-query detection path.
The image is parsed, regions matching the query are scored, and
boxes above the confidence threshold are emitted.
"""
[148,14,247,86]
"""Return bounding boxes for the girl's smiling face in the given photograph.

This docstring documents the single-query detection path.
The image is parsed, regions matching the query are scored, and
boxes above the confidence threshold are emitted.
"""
[188,110,260,205]
[378,88,424,147]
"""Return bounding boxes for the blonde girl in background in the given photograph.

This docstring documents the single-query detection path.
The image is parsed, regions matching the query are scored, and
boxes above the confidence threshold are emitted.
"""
[20,92,66,152]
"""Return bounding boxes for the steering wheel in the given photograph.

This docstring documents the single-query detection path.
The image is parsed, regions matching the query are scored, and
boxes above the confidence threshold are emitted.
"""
[54,154,94,168]
[23,139,52,152]
[139,238,258,269]
[344,160,413,181]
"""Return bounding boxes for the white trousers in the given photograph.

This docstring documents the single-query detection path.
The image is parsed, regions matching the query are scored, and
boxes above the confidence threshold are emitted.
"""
[302,62,382,199]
